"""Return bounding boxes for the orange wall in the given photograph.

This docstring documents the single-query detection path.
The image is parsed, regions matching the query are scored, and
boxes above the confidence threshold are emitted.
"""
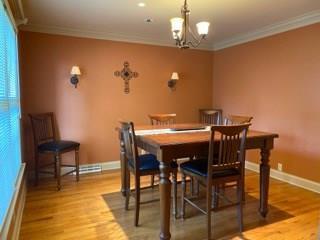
[19,31,213,167]
[213,23,320,182]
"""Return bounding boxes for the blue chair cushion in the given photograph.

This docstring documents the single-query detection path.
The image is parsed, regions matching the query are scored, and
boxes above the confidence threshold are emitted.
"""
[180,159,239,178]
[129,154,178,172]
[38,140,80,153]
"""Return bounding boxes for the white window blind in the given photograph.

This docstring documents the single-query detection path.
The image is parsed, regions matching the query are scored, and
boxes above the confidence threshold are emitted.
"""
[0,2,22,229]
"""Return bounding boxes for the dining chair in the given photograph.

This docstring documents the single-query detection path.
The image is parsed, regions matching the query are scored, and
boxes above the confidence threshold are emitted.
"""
[180,124,250,239]
[148,113,176,125]
[148,113,177,188]
[224,114,253,200]
[199,109,223,125]
[29,112,80,190]
[120,121,178,226]
[224,115,253,125]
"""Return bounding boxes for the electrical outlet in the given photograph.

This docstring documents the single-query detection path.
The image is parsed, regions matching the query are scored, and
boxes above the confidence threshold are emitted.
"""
[277,163,283,171]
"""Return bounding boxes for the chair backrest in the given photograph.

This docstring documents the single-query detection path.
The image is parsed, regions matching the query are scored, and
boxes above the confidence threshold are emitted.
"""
[224,115,253,125]
[29,112,56,147]
[207,124,250,180]
[148,113,176,125]
[199,109,222,125]
[119,121,140,173]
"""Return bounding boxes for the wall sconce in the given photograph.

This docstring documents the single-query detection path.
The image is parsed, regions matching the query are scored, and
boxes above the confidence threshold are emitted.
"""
[70,66,81,88]
[168,72,179,90]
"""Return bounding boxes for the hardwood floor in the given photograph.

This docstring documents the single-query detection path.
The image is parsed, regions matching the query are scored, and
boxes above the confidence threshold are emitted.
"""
[20,170,320,240]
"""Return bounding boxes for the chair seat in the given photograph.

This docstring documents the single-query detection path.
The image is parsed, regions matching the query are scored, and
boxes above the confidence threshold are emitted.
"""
[38,140,80,153]
[180,159,239,178]
[129,154,178,172]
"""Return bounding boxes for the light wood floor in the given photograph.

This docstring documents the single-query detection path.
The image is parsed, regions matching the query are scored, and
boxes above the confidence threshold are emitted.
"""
[20,170,320,240]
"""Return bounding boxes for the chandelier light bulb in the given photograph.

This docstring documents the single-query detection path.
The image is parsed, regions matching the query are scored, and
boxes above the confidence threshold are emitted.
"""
[170,17,184,32]
[196,21,210,36]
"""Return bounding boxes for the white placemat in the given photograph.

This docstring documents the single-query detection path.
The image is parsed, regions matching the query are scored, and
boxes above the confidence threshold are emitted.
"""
[135,126,211,136]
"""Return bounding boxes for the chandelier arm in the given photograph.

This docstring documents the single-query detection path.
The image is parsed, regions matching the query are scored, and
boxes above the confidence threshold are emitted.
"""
[188,25,200,42]
[188,40,201,48]
[187,35,206,48]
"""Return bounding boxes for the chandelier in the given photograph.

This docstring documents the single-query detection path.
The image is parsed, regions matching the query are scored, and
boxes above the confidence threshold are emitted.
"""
[170,0,210,49]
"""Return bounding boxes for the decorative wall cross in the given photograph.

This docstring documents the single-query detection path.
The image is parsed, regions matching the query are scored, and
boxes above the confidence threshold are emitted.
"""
[114,61,139,94]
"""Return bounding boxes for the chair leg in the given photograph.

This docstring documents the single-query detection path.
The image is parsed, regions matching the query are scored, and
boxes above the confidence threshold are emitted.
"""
[207,184,212,240]
[54,155,57,179]
[242,165,246,201]
[172,170,178,219]
[56,154,61,191]
[134,176,140,226]
[34,153,39,186]
[75,148,80,182]
[125,170,130,210]
[181,173,186,219]
[190,177,194,196]
[237,179,244,232]
[213,185,220,209]
[151,175,155,188]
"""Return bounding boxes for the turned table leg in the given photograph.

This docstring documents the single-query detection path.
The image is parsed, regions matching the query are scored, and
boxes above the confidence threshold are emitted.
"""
[259,148,271,217]
[159,161,172,240]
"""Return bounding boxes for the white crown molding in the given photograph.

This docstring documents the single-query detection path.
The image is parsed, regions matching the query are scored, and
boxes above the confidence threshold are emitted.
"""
[245,161,320,194]
[19,24,214,51]
[213,10,320,50]
[18,9,320,51]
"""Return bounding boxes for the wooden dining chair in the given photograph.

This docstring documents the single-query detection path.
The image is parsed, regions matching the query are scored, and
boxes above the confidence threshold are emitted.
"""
[148,113,176,125]
[148,113,177,188]
[120,121,178,226]
[224,114,253,200]
[29,112,80,190]
[224,115,253,125]
[180,124,250,239]
[199,109,223,125]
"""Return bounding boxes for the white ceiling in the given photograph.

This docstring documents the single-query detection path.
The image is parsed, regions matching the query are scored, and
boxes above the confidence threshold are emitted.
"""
[20,0,320,50]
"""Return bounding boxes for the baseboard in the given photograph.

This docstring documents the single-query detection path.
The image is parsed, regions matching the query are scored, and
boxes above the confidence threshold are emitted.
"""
[0,163,27,240]
[245,161,320,194]
[100,161,121,171]
[77,161,120,173]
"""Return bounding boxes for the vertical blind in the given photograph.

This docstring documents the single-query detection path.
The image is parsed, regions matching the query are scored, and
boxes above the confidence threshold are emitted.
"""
[0,2,22,228]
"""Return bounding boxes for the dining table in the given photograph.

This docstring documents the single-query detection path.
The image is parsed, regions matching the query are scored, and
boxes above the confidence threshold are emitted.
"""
[117,123,279,240]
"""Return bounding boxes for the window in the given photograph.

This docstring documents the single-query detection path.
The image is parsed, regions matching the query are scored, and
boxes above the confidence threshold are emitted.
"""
[0,2,22,228]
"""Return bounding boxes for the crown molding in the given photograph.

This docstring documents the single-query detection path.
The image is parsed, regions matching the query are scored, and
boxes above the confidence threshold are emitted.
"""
[19,24,214,51]
[19,9,320,52]
[213,9,320,51]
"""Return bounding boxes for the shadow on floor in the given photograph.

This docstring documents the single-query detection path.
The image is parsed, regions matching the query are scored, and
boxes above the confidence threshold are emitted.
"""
[102,183,294,240]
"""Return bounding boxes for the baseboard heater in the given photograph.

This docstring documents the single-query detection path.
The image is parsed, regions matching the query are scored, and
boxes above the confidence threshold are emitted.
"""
[75,164,102,175]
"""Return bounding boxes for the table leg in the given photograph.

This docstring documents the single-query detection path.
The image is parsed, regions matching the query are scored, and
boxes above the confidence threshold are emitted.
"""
[159,161,172,240]
[259,148,270,217]
[119,131,127,197]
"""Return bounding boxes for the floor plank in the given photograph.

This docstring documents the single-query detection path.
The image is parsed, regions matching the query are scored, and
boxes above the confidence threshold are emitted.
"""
[20,170,320,240]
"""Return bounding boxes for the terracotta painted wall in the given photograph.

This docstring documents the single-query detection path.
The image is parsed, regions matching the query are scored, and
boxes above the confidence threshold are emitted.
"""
[19,31,213,168]
[213,23,320,182]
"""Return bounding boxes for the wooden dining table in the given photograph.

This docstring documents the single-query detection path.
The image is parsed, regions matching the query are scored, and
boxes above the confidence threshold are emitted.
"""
[117,124,279,240]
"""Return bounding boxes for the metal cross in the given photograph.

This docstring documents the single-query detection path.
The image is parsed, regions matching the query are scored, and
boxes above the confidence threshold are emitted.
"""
[114,61,139,94]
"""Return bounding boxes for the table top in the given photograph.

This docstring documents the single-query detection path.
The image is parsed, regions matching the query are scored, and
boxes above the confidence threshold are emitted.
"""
[134,123,279,147]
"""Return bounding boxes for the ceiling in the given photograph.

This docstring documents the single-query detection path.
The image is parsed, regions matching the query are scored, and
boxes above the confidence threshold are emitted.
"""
[20,0,320,50]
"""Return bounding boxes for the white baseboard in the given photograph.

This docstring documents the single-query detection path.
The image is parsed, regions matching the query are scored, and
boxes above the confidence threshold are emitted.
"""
[245,161,320,194]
